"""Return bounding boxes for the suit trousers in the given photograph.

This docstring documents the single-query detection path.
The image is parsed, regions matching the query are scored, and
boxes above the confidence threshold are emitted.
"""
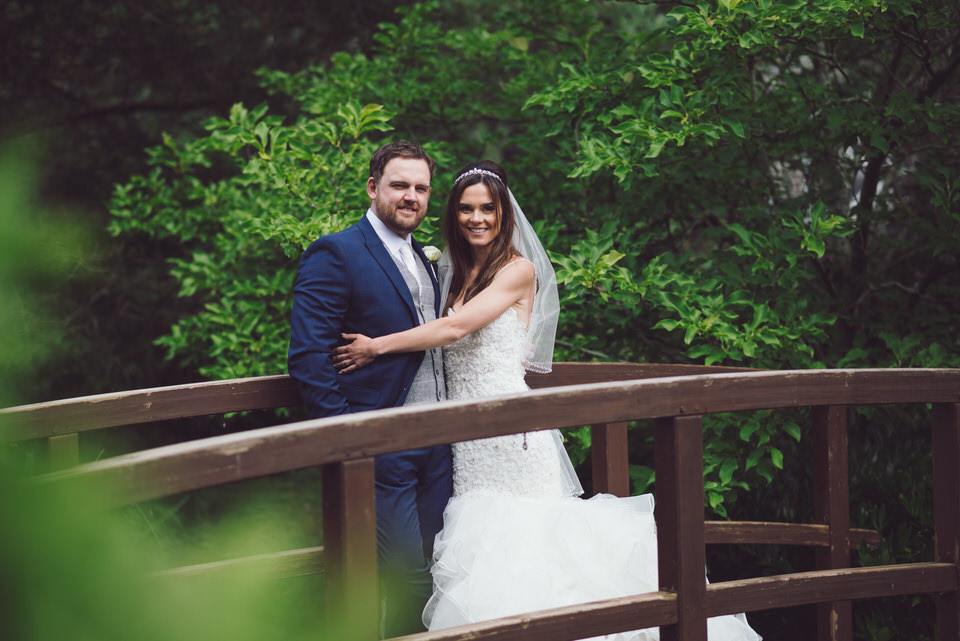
[375,444,453,638]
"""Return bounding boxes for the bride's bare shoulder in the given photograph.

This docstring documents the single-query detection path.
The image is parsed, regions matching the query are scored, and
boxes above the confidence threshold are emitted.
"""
[494,256,535,283]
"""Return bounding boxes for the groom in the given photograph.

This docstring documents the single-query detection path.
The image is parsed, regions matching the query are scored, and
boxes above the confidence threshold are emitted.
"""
[287,141,450,637]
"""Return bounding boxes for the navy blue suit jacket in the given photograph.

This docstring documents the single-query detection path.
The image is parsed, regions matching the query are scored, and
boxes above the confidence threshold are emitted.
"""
[288,214,441,418]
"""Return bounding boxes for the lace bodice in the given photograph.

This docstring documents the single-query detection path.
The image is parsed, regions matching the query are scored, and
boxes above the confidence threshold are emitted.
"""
[444,306,528,399]
[443,307,568,498]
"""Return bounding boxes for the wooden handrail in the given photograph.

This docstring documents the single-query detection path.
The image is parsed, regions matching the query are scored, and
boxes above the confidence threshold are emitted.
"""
[11,366,960,641]
[144,519,883,587]
[703,521,881,548]
[1,363,751,443]
[32,369,959,505]
[0,374,301,442]
[391,563,958,641]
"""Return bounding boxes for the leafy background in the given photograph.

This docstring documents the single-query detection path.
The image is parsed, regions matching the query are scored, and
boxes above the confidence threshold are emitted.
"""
[3,1,959,639]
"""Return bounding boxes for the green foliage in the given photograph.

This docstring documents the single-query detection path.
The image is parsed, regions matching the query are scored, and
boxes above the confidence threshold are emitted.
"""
[0,144,91,406]
[0,458,332,641]
[0,148,327,641]
[529,0,960,522]
[109,0,960,536]
[109,100,401,378]
[2,0,424,403]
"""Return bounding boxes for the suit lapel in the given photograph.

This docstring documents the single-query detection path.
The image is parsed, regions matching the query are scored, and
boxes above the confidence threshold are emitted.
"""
[411,240,441,317]
[357,216,418,319]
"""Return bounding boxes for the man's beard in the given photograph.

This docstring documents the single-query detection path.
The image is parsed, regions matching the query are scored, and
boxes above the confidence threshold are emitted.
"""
[374,197,425,236]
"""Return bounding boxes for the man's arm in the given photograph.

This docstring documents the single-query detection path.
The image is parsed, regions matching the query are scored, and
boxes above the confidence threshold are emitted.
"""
[288,237,352,417]
[332,259,535,372]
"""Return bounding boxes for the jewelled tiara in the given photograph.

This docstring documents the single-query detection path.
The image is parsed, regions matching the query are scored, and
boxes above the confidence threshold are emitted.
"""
[453,168,503,185]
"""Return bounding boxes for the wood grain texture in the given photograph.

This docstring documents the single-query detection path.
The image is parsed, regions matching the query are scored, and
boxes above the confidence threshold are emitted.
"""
[812,406,852,641]
[8,366,959,442]
[381,563,957,640]
[12,366,960,641]
[150,521,881,582]
[5,363,751,443]
[321,459,378,640]
[2,374,300,441]
[932,403,960,640]
[591,422,630,497]
[391,591,677,641]
[655,416,707,641]
[704,563,958,617]
[703,522,880,549]
[32,369,960,507]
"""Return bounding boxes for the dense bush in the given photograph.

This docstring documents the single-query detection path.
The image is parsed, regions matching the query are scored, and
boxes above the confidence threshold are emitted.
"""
[111,0,959,504]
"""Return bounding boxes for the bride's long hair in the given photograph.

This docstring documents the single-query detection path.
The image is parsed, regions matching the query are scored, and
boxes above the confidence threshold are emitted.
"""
[442,160,519,316]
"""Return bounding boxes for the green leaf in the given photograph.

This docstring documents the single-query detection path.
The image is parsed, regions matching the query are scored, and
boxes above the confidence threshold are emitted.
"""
[805,234,826,258]
[719,458,739,485]
[654,319,680,332]
[645,138,667,159]
[739,421,761,441]
[770,447,784,469]
[784,422,802,442]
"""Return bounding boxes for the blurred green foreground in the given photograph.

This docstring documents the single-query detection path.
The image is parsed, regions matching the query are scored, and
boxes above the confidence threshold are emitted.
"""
[0,146,336,641]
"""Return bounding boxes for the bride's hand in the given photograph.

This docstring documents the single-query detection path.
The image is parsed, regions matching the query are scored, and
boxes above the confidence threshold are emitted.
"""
[332,333,378,373]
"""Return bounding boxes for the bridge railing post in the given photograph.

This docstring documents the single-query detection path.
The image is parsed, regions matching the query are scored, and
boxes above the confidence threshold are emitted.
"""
[655,415,707,641]
[932,403,960,641]
[591,422,630,497]
[321,458,379,641]
[812,406,852,641]
[46,432,80,470]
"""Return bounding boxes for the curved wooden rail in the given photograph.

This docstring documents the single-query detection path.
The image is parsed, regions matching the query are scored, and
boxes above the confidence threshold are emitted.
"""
[9,366,960,641]
[32,369,959,505]
[145,521,883,587]
[0,363,745,443]
[0,374,301,441]
[393,564,957,641]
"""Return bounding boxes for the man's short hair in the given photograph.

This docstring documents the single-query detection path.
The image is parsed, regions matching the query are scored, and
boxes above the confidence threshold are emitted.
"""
[369,141,436,183]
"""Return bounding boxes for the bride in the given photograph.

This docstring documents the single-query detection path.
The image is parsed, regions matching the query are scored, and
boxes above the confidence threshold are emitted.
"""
[333,161,760,640]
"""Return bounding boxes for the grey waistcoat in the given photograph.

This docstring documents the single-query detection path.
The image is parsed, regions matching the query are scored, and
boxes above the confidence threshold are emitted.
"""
[388,247,446,406]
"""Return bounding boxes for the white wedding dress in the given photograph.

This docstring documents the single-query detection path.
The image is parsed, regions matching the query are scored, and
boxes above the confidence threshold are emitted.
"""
[423,307,761,641]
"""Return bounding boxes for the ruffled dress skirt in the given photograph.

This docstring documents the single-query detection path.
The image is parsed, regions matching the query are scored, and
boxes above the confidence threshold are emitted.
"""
[423,492,760,641]
[433,308,760,640]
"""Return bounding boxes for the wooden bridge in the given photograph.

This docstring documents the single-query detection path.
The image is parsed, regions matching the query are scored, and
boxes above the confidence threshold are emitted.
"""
[4,364,960,640]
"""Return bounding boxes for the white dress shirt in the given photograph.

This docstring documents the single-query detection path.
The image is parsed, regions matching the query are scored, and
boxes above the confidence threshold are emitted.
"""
[365,209,423,289]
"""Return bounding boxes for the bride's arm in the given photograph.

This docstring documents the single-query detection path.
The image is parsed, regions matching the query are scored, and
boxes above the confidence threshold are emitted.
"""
[333,260,534,372]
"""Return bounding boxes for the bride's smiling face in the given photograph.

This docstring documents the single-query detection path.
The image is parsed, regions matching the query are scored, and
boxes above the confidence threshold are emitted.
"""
[457,183,500,250]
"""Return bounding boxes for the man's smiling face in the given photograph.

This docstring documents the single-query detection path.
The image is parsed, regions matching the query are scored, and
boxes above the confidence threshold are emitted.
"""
[368,157,432,237]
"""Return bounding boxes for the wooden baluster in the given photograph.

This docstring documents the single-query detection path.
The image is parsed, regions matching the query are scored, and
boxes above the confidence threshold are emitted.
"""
[591,422,630,497]
[655,415,707,641]
[46,432,79,470]
[812,406,852,641]
[932,403,960,641]
[322,458,378,641]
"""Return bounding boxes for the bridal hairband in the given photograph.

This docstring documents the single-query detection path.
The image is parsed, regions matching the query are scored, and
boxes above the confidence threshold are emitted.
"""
[454,168,504,185]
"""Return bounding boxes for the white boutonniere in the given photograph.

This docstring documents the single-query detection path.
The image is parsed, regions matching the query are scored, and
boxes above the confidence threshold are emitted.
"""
[423,245,442,263]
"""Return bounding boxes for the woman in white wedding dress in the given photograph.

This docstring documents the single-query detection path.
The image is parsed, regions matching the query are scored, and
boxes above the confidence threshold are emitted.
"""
[333,161,760,641]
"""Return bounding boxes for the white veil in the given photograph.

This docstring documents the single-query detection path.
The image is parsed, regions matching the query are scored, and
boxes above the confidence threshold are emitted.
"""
[438,184,581,497]
[438,187,560,374]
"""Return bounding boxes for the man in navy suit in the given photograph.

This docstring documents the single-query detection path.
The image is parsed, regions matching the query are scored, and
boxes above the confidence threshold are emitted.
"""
[288,141,450,637]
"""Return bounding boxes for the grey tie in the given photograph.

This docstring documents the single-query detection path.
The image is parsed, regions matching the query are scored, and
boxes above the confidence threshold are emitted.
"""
[399,244,422,292]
